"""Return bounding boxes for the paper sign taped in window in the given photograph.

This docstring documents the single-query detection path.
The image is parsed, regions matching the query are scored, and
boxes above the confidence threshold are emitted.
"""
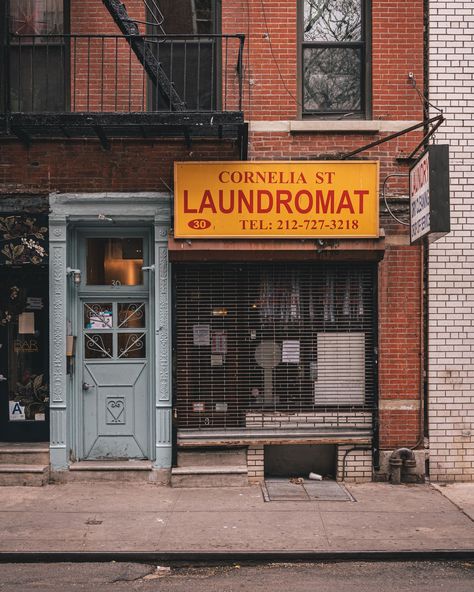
[282,340,300,364]
[9,401,26,421]
[212,331,227,354]
[193,324,210,346]
[18,312,35,335]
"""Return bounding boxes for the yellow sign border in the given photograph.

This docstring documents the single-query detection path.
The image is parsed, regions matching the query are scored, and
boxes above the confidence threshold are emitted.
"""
[174,160,380,239]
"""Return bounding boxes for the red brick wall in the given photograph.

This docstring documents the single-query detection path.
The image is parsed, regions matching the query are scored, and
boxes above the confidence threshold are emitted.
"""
[371,0,424,120]
[222,0,297,120]
[1,0,425,453]
[0,140,239,193]
[70,0,146,111]
[67,0,425,120]
[248,132,419,192]
[378,243,423,448]
[222,0,424,121]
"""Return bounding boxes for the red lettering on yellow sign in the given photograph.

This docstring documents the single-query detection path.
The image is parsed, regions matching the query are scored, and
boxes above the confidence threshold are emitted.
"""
[183,188,369,216]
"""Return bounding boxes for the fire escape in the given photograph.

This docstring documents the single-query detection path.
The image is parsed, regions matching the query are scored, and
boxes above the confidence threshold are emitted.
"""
[0,0,246,155]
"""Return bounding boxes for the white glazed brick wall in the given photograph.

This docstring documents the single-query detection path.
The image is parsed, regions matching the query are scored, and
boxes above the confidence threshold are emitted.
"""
[247,445,264,483]
[429,1,474,481]
[337,446,372,482]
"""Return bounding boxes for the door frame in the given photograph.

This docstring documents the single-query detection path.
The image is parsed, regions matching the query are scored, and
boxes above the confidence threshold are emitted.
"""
[49,193,171,471]
[74,227,154,461]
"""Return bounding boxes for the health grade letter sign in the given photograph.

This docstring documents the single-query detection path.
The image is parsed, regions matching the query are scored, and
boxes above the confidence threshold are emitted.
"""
[174,161,379,239]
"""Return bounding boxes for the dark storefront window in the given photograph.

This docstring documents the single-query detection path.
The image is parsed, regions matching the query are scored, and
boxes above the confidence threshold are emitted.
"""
[0,213,49,440]
[301,0,368,116]
[175,263,376,431]
[0,271,49,437]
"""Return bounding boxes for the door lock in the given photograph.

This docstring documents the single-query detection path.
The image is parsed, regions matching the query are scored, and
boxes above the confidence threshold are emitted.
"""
[82,382,93,391]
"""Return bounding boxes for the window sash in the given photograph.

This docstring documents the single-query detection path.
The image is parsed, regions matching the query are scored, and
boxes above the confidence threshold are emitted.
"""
[301,1,368,116]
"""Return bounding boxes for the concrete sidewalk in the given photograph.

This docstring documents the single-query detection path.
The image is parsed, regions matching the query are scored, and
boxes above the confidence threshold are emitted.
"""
[0,482,473,556]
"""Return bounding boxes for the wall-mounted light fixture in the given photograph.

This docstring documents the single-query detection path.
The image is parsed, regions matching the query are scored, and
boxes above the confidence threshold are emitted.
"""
[66,267,82,285]
[98,213,114,223]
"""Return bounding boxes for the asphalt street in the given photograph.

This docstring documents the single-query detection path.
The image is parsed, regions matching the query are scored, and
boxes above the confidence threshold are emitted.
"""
[0,561,473,592]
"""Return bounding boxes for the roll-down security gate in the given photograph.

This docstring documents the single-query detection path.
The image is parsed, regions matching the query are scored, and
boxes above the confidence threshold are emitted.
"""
[174,263,377,438]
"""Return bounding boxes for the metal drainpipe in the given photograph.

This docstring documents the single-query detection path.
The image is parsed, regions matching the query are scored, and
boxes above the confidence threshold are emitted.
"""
[389,447,417,485]
[406,238,426,453]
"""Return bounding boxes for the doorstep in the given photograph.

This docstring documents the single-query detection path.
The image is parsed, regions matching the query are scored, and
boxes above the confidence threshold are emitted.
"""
[51,460,167,484]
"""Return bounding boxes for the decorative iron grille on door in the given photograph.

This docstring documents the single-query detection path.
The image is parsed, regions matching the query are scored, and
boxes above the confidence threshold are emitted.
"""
[174,263,376,432]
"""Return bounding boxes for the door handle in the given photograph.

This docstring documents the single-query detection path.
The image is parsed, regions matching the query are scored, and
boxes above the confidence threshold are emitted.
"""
[0,374,7,382]
[82,382,93,391]
[141,265,155,272]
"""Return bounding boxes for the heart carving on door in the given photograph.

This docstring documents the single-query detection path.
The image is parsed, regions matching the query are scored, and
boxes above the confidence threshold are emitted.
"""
[106,398,125,424]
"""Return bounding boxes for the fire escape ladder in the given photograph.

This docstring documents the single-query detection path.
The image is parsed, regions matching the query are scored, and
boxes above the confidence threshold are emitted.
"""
[101,0,186,111]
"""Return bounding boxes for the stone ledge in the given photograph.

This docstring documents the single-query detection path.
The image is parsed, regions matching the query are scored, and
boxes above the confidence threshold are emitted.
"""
[248,120,422,134]
[172,465,248,475]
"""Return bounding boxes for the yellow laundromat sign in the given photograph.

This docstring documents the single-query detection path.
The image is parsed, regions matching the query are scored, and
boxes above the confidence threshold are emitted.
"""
[174,161,379,239]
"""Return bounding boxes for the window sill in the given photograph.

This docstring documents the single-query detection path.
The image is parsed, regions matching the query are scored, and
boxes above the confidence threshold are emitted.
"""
[248,120,422,134]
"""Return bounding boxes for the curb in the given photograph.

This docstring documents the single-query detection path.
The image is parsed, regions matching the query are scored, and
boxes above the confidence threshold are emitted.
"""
[1,550,473,564]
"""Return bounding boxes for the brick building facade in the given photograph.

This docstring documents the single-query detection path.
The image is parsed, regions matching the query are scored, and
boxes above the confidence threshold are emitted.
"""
[428,1,474,482]
[0,0,427,485]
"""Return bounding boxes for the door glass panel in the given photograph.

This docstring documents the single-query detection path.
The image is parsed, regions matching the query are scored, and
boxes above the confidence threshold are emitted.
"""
[84,333,113,359]
[118,333,146,359]
[86,238,144,286]
[118,303,146,328]
[84,303,113,329]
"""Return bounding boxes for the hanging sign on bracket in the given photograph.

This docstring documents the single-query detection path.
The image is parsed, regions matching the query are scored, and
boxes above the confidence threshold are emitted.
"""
[410,145,450,244]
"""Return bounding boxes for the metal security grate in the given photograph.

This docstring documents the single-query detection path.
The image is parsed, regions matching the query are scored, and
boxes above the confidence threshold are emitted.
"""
[174,263,376,433]
[263,479,353,502]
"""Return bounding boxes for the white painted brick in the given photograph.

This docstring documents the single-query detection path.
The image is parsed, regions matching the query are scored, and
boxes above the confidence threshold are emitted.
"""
[429,1,474,482]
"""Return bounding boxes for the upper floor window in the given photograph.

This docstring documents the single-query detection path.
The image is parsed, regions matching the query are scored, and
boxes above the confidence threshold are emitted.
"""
[301,0,368,117]
[147,0,218,110]
[8,0,67,112]
[149,0,215,34]
[10,0,64,36]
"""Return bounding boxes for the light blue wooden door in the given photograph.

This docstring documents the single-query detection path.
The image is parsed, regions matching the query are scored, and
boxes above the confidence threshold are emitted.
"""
[78,233,152,460]
[82,301,149,459]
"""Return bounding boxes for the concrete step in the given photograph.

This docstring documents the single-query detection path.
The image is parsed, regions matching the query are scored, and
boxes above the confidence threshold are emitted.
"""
[53,461,156,483]
[0,442,49,465]
[0,464,49,486]
[177,448,247,468]
[171,465,248,487]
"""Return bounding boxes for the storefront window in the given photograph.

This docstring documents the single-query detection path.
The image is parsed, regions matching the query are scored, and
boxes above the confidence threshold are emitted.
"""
[175,263,376,431]
[0,280,49,423]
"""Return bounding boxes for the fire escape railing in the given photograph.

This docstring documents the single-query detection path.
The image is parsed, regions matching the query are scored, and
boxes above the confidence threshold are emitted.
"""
[1,32,244,119]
